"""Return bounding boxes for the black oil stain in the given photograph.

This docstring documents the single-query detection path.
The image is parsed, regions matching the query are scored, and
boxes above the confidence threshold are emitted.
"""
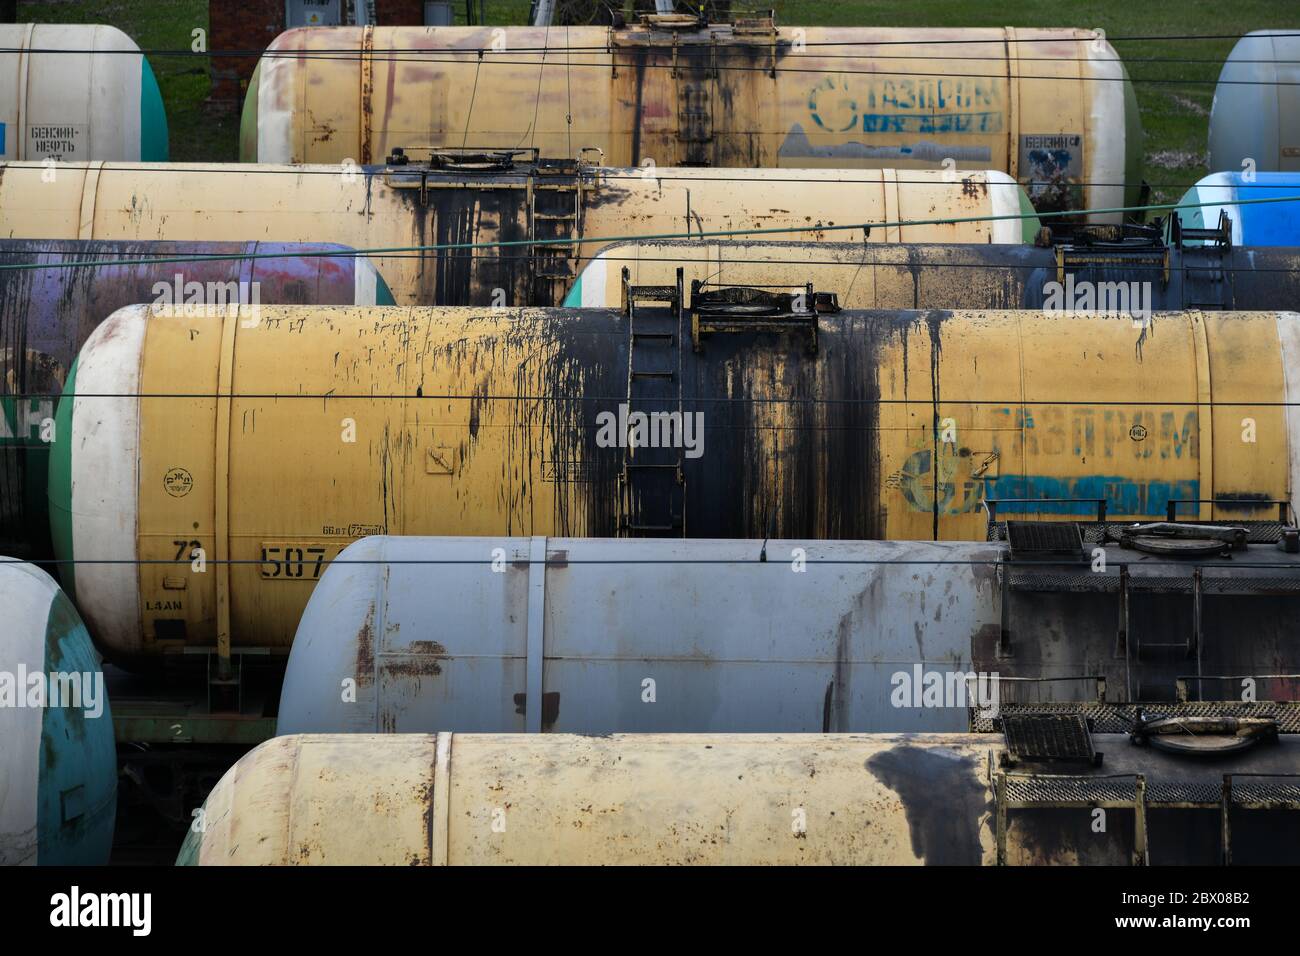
[866,744,990,864]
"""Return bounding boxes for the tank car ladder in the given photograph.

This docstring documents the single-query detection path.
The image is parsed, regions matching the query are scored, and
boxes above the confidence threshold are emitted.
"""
[618,267,686,536]
[528,159,583,305]
[1171,210,1234,311]
[671,31,717,166]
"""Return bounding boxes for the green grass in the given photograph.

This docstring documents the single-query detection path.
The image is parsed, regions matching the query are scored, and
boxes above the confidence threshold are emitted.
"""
[17,0,1300,204]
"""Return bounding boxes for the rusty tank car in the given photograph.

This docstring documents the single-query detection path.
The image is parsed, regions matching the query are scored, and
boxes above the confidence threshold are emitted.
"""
[51,301,1300,661]
[180,728,1300,865]
[241,22,1143,223]
[276,530,1300,737]
[0,155,1035,307]
[0,239,393,561]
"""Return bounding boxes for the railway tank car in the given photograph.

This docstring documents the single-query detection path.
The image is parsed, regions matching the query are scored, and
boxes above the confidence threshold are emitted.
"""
[277,532,1300,736]
[562,238,1300,310]
[0,240,393,562]
[179,730,1300,865]
[1208,30,1300,174]
[0,559,115,865]
[1175,171,1300,246]
[52,303,1300,661]
[0,24,168,162]
[0,157,1034,307]
[241,22,1142,223]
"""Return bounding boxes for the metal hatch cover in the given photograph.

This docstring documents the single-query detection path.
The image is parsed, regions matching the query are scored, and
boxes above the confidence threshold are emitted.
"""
[1130,711,1280,756]
[1000,713,1099,765]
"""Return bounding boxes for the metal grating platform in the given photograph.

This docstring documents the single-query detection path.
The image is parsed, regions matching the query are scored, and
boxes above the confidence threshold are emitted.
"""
[1001,714,1096,762]
[1230,776,1300,806]
[1003,774,1137,806]
[1006,521,1085,560]
[971,700,1300,734]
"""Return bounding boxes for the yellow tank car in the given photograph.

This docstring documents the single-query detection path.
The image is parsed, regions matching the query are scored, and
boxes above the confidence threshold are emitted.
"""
[51,303,1298,659]
[0,158,1035,307]
[242,23,1143,222]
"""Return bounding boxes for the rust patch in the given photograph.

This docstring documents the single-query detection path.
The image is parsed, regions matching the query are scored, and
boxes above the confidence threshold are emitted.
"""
[354,600,376,686]
[407,641,447,655]
[383,657,444,677]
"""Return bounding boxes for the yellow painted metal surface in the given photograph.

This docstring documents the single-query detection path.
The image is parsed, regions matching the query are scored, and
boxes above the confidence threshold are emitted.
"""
[245,25,1137,222]
[61,305,1293,657]
[0,161,1027,306]
[187,733,996,865]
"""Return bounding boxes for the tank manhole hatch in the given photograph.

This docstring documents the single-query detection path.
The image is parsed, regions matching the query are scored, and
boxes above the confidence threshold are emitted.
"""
[1000,714,1098,765]
[1006,521,1085,560]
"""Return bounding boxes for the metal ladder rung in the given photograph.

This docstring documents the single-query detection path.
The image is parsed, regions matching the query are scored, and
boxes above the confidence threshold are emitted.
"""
[631,370,675,380]
[632,332,674,343]
[626,462,680,470]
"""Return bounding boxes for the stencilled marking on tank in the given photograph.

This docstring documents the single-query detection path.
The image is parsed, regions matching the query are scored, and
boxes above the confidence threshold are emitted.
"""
[893,445,987,516]
[259,541,339,580]
[162,467,193,497]
[984,476,1200,516]
[778,125,994,163]
[807,76,1004,135]
[26,124,86,162]
[992,406,1199,461]
[865,745,990,864]
[320,524,385,536]
[0,396,54,444]
[889,403,1205,516]
[1019,134,1084,212]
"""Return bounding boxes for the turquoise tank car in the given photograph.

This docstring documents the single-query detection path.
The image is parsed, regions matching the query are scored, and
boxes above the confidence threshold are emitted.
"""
[0,559,116,865]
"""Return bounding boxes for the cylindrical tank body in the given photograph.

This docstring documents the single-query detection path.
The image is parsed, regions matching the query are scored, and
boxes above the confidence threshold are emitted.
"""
[280,536,1002,735]
[0,559,115,865]
[0,160,1034,306]
[278,535,1300,736]
[1209,30,1300,174]
[563,239,1300,310]
[243,24,1142,223]
[0,24,168,161]
[179,732,1300,865]
[53,304,1300,659]
[1176,171,1300,246]
[0,240,393,561]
